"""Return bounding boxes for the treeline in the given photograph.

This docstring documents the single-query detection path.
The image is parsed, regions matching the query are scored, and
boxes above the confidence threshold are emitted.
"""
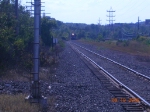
[53,22,121,40]
[0,0,57,72]
[54,22,150,41]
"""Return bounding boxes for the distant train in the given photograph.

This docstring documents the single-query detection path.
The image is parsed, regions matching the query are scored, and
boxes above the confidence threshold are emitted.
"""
[71,33,77,40]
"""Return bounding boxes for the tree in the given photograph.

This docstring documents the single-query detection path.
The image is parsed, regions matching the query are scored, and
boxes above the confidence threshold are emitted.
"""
[41,17,57,46]
[0,0,34,71]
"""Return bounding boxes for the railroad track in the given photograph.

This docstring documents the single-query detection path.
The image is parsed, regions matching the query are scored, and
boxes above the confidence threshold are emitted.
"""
[73,42,150,80]
[69,42,150,112]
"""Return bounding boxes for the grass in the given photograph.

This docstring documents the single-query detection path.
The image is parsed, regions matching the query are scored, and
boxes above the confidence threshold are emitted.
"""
[0,94,39,112]
[0,60,57,112]
[0,67,56,112]
[79,38,150,56]
[0,94,56,112]
[0,69,30,81]
[0,42,64,112]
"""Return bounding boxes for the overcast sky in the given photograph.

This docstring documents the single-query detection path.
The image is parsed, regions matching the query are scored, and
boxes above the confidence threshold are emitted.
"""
[20,0,150,25]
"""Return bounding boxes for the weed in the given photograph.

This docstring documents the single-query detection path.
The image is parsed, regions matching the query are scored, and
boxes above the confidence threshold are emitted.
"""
[58,40,65,48]
[0,94,56,112]
[79,38,150,56]
[0,94,39,112]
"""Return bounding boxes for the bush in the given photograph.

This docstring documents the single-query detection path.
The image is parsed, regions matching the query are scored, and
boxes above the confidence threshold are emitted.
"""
[58,40,65,48]
[123,40,129,47]
[145,39,150,45]
[116,40,122,46]
[137,36,146,42]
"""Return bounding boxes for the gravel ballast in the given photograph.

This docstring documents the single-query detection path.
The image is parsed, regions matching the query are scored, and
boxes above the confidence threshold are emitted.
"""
[49,42,126,112]
[74,43,150,103]
[73,40,150,77]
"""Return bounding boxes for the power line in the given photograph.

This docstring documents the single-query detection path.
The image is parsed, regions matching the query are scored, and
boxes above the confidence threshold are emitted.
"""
[113,0,124,9]
[117,0,144,17]
[122,3,149,22]
[116,0,137,14]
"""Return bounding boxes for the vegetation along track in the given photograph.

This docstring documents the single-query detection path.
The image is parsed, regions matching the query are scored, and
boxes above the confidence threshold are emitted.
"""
[69,41,150,112]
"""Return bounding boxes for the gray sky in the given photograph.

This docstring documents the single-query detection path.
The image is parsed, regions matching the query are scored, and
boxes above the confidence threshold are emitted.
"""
[21,0,150,25]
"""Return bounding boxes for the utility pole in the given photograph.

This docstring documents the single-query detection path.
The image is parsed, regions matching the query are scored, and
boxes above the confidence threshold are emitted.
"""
[98,18,101,33]
[138,17,140,33]
[25,0,47,109]
[137,16,140,37]
[138,17,139,31]
[39,0,41,37]
[107,7,115,27]
[31,0,41,100]
[15,0,19,35]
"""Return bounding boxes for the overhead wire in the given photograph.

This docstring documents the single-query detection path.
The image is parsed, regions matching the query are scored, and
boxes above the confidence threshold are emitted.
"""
[117,0,143,16]
[112,0,149,23]
[122,1,150,21]
[115,0,137,13]
[112,0,124,9]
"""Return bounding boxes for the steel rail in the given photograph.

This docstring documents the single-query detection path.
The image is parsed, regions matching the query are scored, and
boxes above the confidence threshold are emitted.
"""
[73,43,150,81]
[70,43,150,109]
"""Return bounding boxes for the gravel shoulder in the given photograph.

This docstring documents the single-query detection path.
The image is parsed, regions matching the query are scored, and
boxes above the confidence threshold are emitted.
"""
[49,42,126,112]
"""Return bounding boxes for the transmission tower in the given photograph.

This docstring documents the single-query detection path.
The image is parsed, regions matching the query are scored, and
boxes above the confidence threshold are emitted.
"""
[107,7,115,26]
[98,18,101,25]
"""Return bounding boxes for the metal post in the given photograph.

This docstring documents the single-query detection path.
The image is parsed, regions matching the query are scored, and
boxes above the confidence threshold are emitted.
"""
[15,0,19,35]
[26,1,47,109]
[39,0,41,37]
[32,0,40,99]
[25,0,41,101]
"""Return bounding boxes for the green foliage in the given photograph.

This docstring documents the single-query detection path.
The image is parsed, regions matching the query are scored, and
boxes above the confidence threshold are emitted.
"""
[137,36,147,42]
[146,39,150,45]
[62,32,69,38]
[123,40,130,47]
[96,34,103,42]
[58,40,65,48]
[136,36,150,46]
[116,40,129,47]
[77,30,85,39]
[0,0,33,72]
[41,17,57,46]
